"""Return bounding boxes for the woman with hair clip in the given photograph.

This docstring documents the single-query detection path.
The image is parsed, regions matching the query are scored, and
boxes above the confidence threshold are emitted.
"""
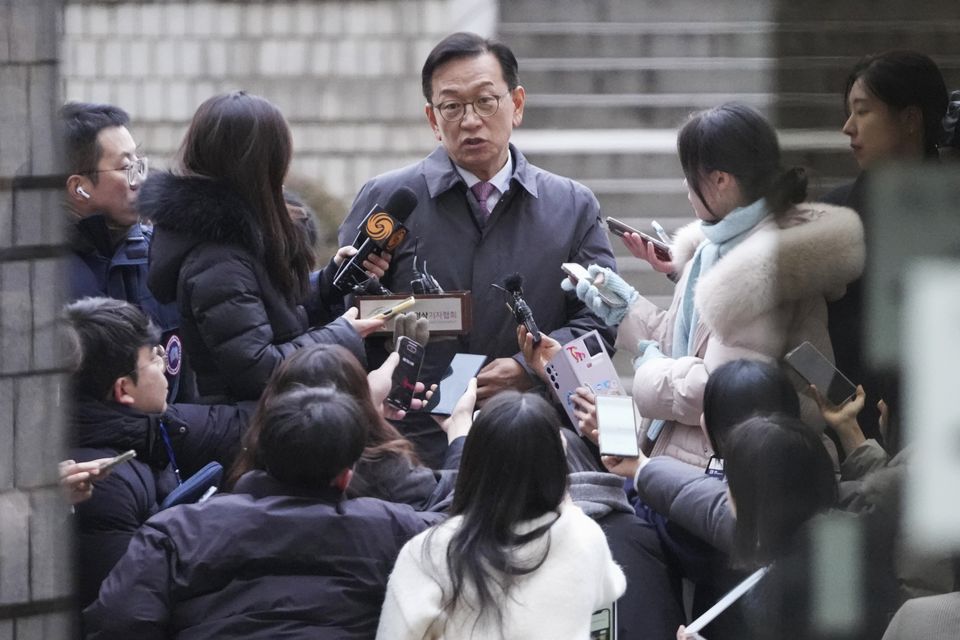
[226,343,472,511]
[565,102,864,467]
[377,391,625,639]
[141,91,385,404]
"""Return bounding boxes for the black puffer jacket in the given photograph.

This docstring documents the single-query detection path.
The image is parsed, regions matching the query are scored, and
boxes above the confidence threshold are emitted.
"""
[141,172,364,403]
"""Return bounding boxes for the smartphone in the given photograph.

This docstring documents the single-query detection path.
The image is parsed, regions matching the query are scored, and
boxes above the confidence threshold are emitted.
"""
[427,353,487,416]
[365,295,416,320]
[605,216,672,261]
[98,449,136,473]
[784,341,857,405]
[596,395,640,457]
[560,263,624,308]
[386,336,426,411]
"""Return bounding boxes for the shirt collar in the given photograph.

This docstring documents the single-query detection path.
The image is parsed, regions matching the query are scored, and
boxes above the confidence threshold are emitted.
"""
[454,148,514,195]
[422,144,540,200]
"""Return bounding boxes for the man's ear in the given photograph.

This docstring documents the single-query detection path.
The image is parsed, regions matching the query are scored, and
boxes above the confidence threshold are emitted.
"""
[425,103,442,141]
[112,376,137,406]
[511,85,525,128]
[331,468,353,492]
[66,174,91,204]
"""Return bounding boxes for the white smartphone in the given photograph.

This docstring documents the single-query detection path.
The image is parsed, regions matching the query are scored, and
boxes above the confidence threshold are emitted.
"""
[784,341,857,406]
[560,263,626,308]
[596,395,640,457]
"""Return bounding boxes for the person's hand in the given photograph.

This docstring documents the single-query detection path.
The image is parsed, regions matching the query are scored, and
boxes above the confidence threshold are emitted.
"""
[434,378,477,442]
[387,312,430,352]
[602,454,645,479]
[333,246,392,279]
[561,264,637,326]
[632,339,665,370]
[676,625,706,640]
[476,357,534,405]
[518,325,562,383]
[59,459,110,505]
[811,384,867,455]
[342,306,386,338]
[368,351,429,421]
[622,232,675,275]
[571,387,599,444]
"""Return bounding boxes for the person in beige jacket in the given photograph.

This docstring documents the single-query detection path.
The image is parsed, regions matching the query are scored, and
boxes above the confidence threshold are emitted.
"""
[569,103,865,467]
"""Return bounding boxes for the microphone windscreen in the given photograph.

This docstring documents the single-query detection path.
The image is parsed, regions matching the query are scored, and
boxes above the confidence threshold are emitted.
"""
[503,272,524,293]
[383,187,418,223]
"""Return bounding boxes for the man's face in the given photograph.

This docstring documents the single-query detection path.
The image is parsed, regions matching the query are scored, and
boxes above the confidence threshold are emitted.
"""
[82,126,141,228]
[123,345,169,414]
[425,52,525,181]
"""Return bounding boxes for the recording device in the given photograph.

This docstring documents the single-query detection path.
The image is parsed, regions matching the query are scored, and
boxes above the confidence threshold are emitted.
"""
[784,341,857,406]
[333,187,419,293]
[605,216,672,261]
[98,449,136,473]
[410,238,443,294]
[386,336,426,411]
[426,353,487,416]
[492,272,541,345]
[561,263,626,308]
[544,330,624,427]
[364,295,416,320]
[596,395,640,457]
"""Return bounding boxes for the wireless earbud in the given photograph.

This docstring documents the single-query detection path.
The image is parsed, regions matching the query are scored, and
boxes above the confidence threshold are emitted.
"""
[76,186,91,199]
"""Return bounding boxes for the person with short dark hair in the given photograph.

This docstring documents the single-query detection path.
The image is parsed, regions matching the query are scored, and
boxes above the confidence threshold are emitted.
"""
[65,297,249,609]
[61,102,189,400]
[85,386,440,639]
[339,32,618,467]
[377,391,625,639]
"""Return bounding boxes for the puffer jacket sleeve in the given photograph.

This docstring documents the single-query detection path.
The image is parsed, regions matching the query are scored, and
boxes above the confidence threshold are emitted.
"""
[83,523,173,639]
[165,402,254,477]
[181,247,364,400]
[635,456,735,553]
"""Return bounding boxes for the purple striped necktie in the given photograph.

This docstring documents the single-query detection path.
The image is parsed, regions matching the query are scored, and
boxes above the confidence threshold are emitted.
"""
[470,181,496,219]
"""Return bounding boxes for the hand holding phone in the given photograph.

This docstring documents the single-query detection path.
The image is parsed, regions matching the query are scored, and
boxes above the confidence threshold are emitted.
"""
[606,216,672,261]
[596,395,640,457]
[784,341,857,406]
[98,449,137,474]
[386,336,426,411]
[365,295,416,320]
[561,263,625,308]
[426,353,487,416]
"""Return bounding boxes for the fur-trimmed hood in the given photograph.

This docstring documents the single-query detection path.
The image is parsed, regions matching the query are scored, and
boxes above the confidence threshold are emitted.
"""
[139,172,264,303]
[671,202,864,339]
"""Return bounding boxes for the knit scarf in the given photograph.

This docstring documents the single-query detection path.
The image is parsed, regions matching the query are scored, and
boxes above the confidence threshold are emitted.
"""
[671,198,770,358]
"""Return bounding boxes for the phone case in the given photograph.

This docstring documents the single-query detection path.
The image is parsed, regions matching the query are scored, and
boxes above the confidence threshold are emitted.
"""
[427,353,486,415]
[386,337,425,410]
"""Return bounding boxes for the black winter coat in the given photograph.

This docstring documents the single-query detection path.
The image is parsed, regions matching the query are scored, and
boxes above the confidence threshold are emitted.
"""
[84,470,442,639]
[71,399,251,608]
[141,172,364,403]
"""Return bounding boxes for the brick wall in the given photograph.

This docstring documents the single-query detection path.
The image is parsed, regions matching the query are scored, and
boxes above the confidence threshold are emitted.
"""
[62,0,497,206]
[1,0,75,637]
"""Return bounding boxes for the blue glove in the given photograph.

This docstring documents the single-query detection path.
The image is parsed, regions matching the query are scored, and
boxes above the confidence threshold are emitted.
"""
[632,339,665,370]
[560,265,638,326]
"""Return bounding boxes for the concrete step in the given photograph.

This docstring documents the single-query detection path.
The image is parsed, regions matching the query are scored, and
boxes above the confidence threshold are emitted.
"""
[500,21,960,60]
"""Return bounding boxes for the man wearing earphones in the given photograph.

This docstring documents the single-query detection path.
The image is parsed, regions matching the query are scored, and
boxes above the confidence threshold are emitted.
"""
[62,102,189,400]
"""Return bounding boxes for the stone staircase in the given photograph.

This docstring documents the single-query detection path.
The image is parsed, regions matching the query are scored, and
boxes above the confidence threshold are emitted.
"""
[497,0,960,375]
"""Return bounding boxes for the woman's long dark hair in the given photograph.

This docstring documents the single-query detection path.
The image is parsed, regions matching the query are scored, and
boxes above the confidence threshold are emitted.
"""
[724,414,837,568]
[436,391,568,630]
[677,102,807,217]
[843,50,948,158]
[177,91,313,298]
[226,344,416,488]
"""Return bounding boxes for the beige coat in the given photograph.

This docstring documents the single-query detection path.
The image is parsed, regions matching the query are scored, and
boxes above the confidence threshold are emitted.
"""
[616,202,865,466]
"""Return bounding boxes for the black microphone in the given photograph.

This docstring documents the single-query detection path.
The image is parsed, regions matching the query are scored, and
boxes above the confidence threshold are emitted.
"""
[333,187,418,293]
[410,238,443,294]
[496,273,541,345]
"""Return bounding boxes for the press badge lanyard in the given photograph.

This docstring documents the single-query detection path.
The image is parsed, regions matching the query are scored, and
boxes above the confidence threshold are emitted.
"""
[158,421,183,486]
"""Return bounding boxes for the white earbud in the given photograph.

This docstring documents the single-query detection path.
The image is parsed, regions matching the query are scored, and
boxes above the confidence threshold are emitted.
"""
[76,186,91,199]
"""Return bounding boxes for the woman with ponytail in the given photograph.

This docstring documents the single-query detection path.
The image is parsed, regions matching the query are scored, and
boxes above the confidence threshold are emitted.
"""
[567,102,865,467]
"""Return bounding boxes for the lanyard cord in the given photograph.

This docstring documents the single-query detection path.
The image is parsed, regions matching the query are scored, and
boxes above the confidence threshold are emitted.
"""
[158,420,183,486]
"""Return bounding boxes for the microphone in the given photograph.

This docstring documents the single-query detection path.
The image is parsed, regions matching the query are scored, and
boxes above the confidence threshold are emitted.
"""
[334,187,418,293]
[410,238,443,294]
[494,273,541,345]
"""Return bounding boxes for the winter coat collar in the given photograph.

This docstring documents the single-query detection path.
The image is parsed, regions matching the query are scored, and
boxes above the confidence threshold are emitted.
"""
[568,471,635,519]
[670,202,864,340]
[233,469,346,503]
[422,143,540,200]
[71,399,180,469]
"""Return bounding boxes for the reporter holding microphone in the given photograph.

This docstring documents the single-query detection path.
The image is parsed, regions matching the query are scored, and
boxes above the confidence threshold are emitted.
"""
[570,103,864,467]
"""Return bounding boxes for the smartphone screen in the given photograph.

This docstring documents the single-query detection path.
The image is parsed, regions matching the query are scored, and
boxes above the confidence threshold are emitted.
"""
[784,341,857,405]
[427,353,487,415]
[386,336,425,411]
[596,395,640,457]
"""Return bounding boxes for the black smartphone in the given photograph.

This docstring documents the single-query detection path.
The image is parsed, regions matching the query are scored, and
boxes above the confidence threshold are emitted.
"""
[784,341,857,405]
[596,395,640,457]
[605,216,672,261]
[427,353,487,416]
[386,336,426,411]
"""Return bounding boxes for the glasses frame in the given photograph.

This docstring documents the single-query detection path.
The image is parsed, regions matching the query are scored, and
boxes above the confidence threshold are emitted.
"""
[124,344,168,379]
[83,156,149,187]
[432,91,512,122]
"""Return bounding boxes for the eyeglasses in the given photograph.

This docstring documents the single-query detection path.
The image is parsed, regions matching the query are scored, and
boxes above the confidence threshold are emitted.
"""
[125,345,167,378]
[84,156,149,187]
[432,92,511,122]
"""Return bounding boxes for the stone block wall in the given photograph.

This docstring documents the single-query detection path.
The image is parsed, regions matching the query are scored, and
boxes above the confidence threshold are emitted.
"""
[62,0,497,206]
